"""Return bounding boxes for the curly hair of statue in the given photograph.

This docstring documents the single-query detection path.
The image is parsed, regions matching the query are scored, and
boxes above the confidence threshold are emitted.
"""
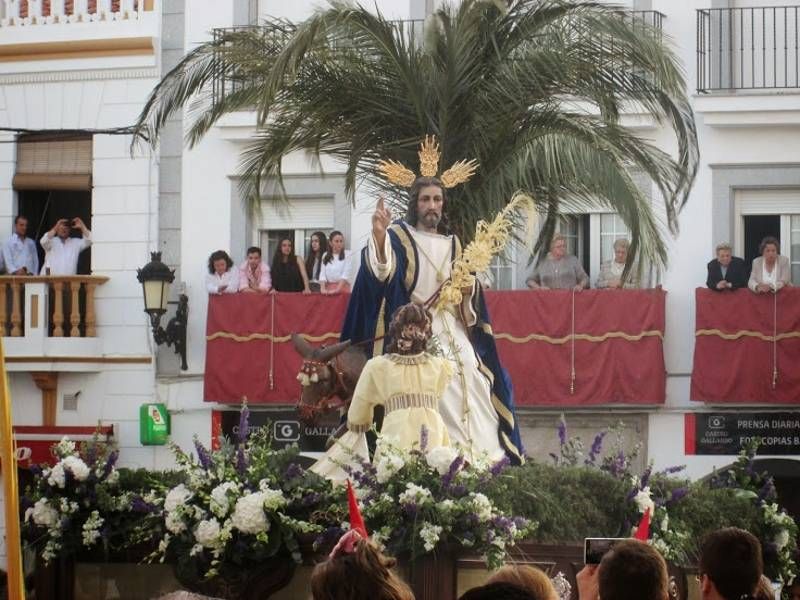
[385,303,433,355]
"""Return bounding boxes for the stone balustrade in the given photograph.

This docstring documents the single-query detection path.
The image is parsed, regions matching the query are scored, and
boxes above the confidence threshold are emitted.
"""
[0,0,154,26]
[0,275,108,338]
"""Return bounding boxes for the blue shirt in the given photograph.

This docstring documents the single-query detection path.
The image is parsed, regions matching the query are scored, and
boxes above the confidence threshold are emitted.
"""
[3,233,39,275]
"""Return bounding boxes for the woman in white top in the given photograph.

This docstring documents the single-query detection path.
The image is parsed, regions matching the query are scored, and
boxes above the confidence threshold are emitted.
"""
[304,231,328,293]
[205,250,239,294]
[749,236,792,293]
[320,230,352,294]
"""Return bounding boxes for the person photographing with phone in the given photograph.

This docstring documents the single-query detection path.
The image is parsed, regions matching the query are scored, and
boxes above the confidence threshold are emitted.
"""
[576,538,669,600]
[40,217,91,275]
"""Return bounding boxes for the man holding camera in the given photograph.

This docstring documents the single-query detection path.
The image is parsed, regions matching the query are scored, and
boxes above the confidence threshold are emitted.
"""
[40,217,91,276]
[577,539,669,600]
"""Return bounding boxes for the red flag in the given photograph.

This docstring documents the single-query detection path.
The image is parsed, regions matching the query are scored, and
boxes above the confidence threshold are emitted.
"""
[633,507,651,541]
[347,480,368,538]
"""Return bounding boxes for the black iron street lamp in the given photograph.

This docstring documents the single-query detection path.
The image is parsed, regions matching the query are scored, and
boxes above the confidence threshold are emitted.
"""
[136,251,188,370]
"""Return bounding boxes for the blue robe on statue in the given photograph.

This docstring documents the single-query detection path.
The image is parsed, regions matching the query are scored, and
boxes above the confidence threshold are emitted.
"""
[341,220,524,465]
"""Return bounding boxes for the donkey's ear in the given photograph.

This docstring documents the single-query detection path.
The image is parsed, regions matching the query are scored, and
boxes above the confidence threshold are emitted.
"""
[315,339,352,362]
[291,333,314,358]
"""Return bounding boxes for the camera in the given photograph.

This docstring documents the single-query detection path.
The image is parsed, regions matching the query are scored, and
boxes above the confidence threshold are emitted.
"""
[584,537,624,564]
[707,415,726,429]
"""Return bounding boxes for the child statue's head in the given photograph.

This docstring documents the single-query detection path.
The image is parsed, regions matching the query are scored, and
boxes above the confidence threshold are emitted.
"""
[386,303,433,355]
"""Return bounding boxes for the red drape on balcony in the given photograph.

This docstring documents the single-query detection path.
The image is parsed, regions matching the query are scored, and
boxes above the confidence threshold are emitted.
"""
[691,288,800,403]
[204,289,666,406]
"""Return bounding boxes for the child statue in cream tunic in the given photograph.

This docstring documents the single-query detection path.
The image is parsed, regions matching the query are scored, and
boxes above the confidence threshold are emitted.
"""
[311,303,452,481]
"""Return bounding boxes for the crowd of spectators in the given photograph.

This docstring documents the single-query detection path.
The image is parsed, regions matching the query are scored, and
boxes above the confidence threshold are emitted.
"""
[205,231,355,296]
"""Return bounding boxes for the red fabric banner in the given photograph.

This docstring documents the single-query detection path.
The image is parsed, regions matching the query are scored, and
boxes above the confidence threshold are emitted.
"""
[691,288,800,403]
[204,289,666,406]
[485,289,666,406]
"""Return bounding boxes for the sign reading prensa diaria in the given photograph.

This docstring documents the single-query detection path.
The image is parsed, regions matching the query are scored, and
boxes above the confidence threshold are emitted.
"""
[685,412,800,455]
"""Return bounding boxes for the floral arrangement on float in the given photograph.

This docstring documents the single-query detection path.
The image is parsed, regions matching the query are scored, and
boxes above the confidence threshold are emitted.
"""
[22,436,126,563]
[710,440,798,590]
[328,427,536,569]
[138,405,331,586]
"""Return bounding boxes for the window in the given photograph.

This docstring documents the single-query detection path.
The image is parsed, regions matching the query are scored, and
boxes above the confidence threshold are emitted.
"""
[791,216,800,284]
[599,214,631,264]
[260,229,333,263]
[487,253,515,290]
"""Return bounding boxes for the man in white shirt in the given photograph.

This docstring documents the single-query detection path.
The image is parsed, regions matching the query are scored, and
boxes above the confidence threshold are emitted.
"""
[2,215,39,275]
[40,217,91,275]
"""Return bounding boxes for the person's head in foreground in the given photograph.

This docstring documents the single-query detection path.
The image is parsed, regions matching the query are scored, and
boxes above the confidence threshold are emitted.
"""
[577,539,669,600]
[459,581,539,600]
[487,564,559,600]
[699,527,763,600]
[386,302,433,355]
[310,530,414,600]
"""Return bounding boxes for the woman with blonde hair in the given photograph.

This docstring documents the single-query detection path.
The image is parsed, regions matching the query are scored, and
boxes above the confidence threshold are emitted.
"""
[526,234,589,291]
[487,564,559,600]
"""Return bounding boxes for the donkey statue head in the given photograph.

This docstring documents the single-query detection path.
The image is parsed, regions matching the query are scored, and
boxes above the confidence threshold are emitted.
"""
[292,334,367,424]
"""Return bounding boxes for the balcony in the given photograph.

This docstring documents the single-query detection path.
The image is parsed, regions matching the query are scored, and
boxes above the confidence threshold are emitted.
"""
[0,0,159,65]
[695,6,800,126]
[0,275,110,371]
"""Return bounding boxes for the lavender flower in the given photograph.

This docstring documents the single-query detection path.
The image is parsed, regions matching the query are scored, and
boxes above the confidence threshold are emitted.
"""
[658,465,686,476]
[102,451,119,479]
[235,445,247,475]
[284,463,304,480]
[668,487,689,504]
[419,425,429,453]
[586,432,606,465]
[131,495,156,513]
[193,438,214,471]
[441,455,465,489]
[557,415,567,447]
[757,477,777,504]
[237,404,250,444]
[640,465,653,489]
[490,456,511,477]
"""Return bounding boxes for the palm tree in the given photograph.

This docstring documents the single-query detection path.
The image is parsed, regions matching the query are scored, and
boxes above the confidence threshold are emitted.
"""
[133,0,698,269]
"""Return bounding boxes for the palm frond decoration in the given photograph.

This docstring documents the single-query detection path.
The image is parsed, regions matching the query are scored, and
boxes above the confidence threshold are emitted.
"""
[132,0,698,271]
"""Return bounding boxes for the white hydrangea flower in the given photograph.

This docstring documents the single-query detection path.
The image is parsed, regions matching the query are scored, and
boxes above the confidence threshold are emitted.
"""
[210,482,237,518]
[47,464,66,489]
[660,514,669,532]
[376,454,405,484]
[105,469,120,485]
[195,518,223,549]
[55,437,76,457]
[30,499,59,528]
[425,446,459,476]
[164,484,193,513]
[470,493,494,522]
[257,483,287,511]
[231,492,270,535]
[437,499,456,513]
[165,511,187,534]
[419,522,443,552]
[190,543,205,557]
[634,487,655,515]
[62,456,91,482]
[398,483,432,506]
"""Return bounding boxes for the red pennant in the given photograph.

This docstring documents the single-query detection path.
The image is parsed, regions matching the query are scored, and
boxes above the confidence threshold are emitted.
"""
[633,507,651,541]
[347,480,368,538]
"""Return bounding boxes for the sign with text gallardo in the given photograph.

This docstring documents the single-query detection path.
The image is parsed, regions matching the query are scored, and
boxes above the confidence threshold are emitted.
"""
[685,412,800,455]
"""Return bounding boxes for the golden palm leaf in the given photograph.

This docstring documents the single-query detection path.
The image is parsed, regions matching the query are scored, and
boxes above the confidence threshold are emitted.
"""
[418,135,440,178]
[440,159,479,188]
[377,159,416,188]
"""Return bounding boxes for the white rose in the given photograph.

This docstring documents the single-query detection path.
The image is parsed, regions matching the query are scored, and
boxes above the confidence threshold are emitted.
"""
[425,446,459,476]
[62,456,91,482]
[31,499,59,528]
[775,529,790,551]
[165,511,186,534]
[195,518,223,548]
[376,454,405,483]
[164,484,193,513]
[47,464,66,489]
[634,487,655,515]
[231,492,270,535]
[210,482,237,517]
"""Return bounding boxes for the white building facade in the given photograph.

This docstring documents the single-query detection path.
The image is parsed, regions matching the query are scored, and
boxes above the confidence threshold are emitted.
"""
[0,0,798,564]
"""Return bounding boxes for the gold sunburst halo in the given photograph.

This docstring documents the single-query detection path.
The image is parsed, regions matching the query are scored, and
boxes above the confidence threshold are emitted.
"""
[440,159,479,188]
[377,159,416,188]
[418,135,440,177]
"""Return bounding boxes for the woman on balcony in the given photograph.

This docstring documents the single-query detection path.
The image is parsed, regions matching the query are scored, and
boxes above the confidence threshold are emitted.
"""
[320,230,352,294]
[596,238,640,289]
[270,237,311,293]
[526,234,589,291]
[305,231,328,293]
[205,250,239,294]
[749,236,792,293]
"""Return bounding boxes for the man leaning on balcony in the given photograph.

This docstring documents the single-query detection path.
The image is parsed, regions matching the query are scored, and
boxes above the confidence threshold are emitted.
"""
[2,215,39,276]
[40,217,91,276]
[707,242,748,291]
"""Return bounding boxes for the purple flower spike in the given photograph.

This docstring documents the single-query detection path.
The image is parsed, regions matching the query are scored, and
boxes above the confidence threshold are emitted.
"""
[669,487,689,504]
[102,451,119,478]
[236,445,247,475]
[557,415,567,446]
[238,404,250,444]
[194,438,214,471]
[587,432,606,464]
[419,425,429,453]
[490,456,510,477]
[442,455,465,489]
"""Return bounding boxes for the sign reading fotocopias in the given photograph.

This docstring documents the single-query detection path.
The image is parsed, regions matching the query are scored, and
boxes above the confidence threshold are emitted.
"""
[685,412,800,455]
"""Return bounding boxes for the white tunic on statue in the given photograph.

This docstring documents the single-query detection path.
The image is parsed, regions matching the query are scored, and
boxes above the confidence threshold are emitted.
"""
[368,225,505,462]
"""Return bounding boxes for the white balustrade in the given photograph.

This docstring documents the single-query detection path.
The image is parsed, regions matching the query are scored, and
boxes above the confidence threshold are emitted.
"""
[1,1,21,26]
[0,0,154,26]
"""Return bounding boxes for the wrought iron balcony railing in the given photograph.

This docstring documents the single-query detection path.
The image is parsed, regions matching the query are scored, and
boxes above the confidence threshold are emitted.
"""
[697,6,800,92]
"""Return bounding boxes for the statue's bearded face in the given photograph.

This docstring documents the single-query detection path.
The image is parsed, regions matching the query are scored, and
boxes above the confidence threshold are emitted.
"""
[416,184,444,230]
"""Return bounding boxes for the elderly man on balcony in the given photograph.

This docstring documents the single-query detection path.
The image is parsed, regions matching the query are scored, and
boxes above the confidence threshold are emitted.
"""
[3,215,39,275]
[707,242,748,291]
[40,217,91,276]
